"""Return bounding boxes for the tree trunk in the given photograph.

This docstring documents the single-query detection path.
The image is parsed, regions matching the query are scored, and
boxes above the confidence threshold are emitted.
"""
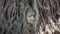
[0,0,60,34]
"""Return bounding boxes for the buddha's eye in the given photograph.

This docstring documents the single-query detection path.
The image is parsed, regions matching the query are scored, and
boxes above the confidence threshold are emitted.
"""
[28,15,31,17]
[27,13,32,17]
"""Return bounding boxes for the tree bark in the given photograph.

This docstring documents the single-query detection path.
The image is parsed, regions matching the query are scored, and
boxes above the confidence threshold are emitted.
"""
[0,0,60,34]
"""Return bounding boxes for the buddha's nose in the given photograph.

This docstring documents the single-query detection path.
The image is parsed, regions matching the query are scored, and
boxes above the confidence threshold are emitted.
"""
[31,16,35,20]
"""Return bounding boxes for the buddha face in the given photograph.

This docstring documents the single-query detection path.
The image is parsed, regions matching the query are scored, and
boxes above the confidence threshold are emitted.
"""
[26,8,35,24]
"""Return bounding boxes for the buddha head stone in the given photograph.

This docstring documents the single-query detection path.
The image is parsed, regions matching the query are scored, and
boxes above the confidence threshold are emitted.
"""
[26,7,36,24]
